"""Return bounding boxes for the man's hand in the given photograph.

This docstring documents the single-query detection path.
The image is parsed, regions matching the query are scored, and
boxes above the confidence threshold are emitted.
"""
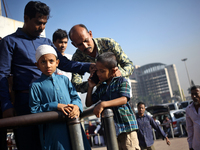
[93,102,104,118]
[114,67,121,77]
[89,63,96,73]
[165,137,170,146]
[3,108,15,118]
[67,104,80,119]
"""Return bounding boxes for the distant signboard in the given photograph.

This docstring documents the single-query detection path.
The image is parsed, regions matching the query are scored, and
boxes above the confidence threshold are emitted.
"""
[0,16,45,38]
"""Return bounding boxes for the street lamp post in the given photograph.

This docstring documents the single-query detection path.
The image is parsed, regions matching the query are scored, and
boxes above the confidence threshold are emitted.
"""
[181,58,191,87]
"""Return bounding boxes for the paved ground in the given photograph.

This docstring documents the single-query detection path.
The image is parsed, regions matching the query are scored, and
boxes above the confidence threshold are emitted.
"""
[92,137,189,150]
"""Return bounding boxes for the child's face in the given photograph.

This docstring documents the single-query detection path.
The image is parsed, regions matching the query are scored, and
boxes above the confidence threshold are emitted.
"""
[53,38,68,55]
[36,54,59,76]
[96,61,113,83]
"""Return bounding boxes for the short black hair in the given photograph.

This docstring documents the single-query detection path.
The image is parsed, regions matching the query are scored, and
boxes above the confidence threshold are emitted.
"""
[191,85,200,92]
[137,102,145,107]
[69,24,89,40]
[24,1,50,20]
[52,29,68,42]
[97,52,117,70]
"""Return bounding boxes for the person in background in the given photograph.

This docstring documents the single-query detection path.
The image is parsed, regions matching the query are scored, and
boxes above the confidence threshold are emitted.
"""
[136,102,170,150]
[86,52,140,150]
[29,44,90,150]
[69,24,134,94]
[94,120,105,146]
[85,129,90,142]
[0,1,93,150]
[53,29,72,78]
[88,121,96,146]
[153,116,161,139]
[186,85,200,150]
[162,116,172,137]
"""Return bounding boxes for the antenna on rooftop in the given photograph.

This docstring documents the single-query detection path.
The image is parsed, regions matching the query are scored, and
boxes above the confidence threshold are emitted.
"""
[0,0,2,16]
[0,0,10,17]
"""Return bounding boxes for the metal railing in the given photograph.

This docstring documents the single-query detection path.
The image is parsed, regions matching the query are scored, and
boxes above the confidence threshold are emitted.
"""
[0,106,118,150]
[152,122,185,140]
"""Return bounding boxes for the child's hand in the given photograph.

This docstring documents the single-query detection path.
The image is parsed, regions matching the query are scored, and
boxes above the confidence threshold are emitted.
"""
[57,103,70,116]
[93,102,104,118]
[67,104,80,119]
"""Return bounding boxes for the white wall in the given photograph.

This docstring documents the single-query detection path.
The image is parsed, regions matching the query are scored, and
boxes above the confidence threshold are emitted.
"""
[0,16,45,38]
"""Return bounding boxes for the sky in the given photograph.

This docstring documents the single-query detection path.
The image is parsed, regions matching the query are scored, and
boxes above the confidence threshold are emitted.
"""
[1,0,200,99]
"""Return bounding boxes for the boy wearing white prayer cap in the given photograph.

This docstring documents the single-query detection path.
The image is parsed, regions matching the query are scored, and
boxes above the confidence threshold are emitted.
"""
[29,44,91,150]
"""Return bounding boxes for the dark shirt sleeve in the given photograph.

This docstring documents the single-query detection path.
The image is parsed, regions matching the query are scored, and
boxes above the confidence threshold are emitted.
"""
[149,116,167,138]
[0,38,14,112]
[53,44,90,75]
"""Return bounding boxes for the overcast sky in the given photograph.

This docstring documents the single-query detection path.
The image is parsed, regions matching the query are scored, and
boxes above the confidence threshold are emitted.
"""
[1,0,200,101]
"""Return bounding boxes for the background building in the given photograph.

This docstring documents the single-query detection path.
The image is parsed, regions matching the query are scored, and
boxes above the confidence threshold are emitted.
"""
[130,63,183,106]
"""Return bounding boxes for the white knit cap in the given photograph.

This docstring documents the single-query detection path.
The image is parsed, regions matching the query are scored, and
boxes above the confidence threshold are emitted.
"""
[35,45,57,62]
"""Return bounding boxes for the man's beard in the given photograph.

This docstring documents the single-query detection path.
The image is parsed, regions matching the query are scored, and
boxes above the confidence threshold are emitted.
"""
[193,101,199,105]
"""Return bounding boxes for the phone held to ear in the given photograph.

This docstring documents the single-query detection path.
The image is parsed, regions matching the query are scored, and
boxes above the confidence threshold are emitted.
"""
[90,71,100,84]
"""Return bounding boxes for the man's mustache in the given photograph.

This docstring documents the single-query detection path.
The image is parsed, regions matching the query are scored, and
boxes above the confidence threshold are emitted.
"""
[36,29,43,33]
[84,47,92,52]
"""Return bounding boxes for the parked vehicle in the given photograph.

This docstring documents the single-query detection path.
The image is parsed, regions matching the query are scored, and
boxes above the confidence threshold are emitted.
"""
[180,100,193,110]
[161,102,182,110]
[146,105,187,137]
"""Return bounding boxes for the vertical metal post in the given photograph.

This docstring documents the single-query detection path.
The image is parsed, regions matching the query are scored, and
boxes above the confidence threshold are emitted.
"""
[152,128,156,140]
[179,123,183,136]
[181,58,191,87]
[91,135,94,147]
[97,134,101,145]
[68,118,84,150]
[170,123,174,138]
[102,109,119,150]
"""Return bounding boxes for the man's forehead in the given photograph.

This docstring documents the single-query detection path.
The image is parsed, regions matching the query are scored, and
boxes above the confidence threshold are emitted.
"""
[191,88,200,93]
[72,28,88,39]
[58,38,68,42]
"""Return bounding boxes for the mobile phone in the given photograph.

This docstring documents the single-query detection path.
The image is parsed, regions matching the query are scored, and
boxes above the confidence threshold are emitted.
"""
[90,71,100,84]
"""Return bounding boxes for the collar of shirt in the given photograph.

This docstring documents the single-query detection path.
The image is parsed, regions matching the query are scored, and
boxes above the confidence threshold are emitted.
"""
[93,38,101,53]
[101,76,121,85]
[40,73,55,81]
[136,113,147,118]
[16,28,40,40]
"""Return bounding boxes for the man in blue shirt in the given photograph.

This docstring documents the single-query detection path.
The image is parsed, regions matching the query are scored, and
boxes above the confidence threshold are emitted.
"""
[0,1,93,150]
[136,102,170,150]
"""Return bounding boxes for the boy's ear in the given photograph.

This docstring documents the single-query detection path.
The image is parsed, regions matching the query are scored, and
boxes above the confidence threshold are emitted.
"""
[35,62,41,71]
[35,62,39,68]
[111,67,118,75]
[56,59,60,67]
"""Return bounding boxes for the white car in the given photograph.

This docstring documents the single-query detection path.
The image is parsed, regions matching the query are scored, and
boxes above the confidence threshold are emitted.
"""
[180,100,193,110]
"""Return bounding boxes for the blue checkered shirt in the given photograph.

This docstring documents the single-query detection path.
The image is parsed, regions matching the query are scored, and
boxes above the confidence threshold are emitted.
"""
[92,76,138,135]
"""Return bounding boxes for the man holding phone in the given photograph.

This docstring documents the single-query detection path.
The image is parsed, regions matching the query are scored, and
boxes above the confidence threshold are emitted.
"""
[69,24,134,93]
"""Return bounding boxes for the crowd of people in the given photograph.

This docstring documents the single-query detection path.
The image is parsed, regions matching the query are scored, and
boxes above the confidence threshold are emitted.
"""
[0,1,199,150]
